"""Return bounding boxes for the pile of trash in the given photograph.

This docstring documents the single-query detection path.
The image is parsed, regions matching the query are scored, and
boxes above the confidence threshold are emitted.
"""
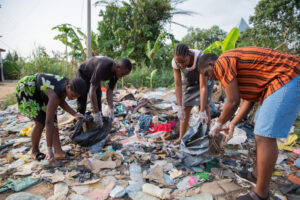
[0,87,299,200]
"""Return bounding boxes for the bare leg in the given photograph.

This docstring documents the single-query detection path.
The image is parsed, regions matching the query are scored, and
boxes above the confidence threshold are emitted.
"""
[174,106,192,144]
[31,121,45,156]
[254,135,278,198]
[52,127,66,157]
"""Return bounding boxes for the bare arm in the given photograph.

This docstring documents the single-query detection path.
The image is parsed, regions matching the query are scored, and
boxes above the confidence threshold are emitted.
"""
[230,100,254,126]
[173,68,183,106]
[106,88,113,109]
[59,100,76,116]
[89,84,99,113]
[199,74,208,112]
[217,79,240,124]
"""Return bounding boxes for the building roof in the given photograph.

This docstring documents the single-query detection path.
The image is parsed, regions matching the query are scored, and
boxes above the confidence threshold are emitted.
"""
[0,48,5,52]
[236,18,250,32]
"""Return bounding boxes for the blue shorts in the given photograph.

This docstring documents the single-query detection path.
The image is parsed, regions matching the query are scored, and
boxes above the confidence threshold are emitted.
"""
[254,74,300,138]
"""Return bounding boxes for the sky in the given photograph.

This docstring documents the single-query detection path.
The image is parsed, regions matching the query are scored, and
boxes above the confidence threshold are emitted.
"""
[0,0,260,57]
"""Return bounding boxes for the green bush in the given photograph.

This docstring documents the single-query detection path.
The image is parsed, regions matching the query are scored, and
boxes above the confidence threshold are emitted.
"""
[3,60,21,79]
[19,47,77,78]
[116,65,174,89]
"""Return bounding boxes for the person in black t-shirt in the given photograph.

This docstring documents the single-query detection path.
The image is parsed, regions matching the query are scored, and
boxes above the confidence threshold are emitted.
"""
[76,57,132,126]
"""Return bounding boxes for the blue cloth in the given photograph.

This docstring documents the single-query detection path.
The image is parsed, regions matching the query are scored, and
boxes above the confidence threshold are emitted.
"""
[295,158,300,169]
[254,74,300,138]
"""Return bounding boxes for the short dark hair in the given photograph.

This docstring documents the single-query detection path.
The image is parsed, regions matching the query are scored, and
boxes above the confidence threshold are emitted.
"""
[174,44,190,56]
[69,77,87,97]
[118,58,132,71]
[197,53,218,70]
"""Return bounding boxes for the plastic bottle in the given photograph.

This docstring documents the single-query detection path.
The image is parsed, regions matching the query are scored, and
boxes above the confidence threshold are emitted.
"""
[129,163,143,182]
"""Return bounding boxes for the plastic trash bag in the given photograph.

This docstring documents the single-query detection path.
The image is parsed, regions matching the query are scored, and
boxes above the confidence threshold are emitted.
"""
[71,115,112,147]
[0,176,39,193]
[177,120,212,167]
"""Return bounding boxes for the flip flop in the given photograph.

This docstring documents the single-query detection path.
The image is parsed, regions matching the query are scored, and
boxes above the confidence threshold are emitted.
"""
[54,151,75,160]
[236,191,270,200]
[238,171,257,183]
[31,152,46,161]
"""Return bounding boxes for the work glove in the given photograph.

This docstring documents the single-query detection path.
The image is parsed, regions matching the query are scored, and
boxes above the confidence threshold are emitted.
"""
[177,106,185,121]
[93,112,103,128]
[108,107,114,119]
[222,123,236,142]
[209,120,223,137]
[74,112,85,120]
[199,111,208,124]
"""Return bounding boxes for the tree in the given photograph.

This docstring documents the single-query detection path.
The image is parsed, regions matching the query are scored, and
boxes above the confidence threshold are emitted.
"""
[181,25,227,50]
[3,51,20,79]
[95,0,189,63]
[238,0,300,55]
[52,24,86,61]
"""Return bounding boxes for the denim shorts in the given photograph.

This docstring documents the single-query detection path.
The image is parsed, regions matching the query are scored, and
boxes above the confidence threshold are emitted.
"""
[254,74,300,138]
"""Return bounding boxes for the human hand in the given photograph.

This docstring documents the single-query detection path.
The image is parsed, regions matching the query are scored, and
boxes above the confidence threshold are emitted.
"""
[199,111,208,124]
[209,121,223,137]
[108,107,114,119]
[177,106,185,121]
[74,112,84,120]
[93,112,103,127]
[222,123,235,142]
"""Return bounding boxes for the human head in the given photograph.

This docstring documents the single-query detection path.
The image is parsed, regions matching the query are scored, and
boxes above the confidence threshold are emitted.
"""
[173,44,191,68]
[115,58,132,78]
[66,77,87,100]
[197,53,219,80]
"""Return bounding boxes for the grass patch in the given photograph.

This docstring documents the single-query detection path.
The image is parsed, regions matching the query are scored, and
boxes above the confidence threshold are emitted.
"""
[116,65,174,89]
[0,93,17,110]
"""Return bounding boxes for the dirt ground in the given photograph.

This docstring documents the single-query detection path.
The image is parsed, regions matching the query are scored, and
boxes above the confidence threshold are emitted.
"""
[0,80,17,100]
[0,182,54,199]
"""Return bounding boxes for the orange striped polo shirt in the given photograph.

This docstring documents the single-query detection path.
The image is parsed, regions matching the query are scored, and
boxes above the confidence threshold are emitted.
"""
[214,47,300,102]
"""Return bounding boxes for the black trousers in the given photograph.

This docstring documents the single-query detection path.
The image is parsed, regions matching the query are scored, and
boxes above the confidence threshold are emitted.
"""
[76,70,102,114]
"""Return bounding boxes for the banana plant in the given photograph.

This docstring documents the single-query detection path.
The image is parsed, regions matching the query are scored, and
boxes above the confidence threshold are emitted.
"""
[204,27,240,55]
[146,69,157,90]
[116,47,134,88]
[146,32,166,69]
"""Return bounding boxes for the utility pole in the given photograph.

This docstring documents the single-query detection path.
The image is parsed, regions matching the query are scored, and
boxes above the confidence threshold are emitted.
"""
[87,0,92,58]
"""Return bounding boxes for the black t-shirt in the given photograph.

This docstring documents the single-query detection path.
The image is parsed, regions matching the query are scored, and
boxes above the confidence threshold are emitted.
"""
[35,73,68,108]
[78,56,118,90]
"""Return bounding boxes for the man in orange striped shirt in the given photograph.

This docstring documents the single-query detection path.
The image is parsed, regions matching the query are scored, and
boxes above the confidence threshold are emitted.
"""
[197,47,300,200]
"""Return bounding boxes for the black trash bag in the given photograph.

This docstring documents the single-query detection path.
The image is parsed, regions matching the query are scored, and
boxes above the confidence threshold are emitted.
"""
[176,120,213,167]
[71,115,112,147]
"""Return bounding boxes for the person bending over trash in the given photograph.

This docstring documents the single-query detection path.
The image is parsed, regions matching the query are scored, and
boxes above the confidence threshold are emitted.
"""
[16,73,87,161]
[197,46,300,200]
[172,44,214,145]
[76,56,132,127]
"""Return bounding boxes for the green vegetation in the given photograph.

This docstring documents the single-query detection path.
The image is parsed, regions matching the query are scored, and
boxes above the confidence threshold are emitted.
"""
[204,27,240,55]
[237,0,299,55]
[0,93,17,110]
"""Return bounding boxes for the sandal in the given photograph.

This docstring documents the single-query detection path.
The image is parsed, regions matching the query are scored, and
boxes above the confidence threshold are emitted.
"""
[31,152,46,161]
[238,171,257,183]
[54,151,75,160]
[236,191,269,200]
